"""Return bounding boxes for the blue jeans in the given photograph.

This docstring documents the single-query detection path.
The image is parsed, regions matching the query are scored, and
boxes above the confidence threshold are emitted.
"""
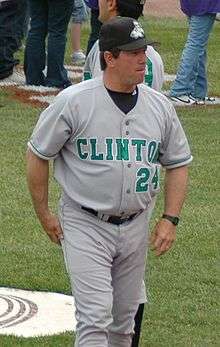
[0,0,19,78]
[170,14,216,99]
[16,0,29,47]
[24,0,72,87]
[72,0,88,23]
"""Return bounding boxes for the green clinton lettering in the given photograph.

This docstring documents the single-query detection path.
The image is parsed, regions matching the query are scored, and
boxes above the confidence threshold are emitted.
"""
[90,139,104,160]
[148,141,159,163]
[106,138,113,160]
[77,139,88,159]
[116,139,129,160]
[131,139,146,161]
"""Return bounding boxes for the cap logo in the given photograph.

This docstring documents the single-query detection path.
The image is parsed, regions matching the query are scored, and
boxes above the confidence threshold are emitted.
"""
[130,20,145,40]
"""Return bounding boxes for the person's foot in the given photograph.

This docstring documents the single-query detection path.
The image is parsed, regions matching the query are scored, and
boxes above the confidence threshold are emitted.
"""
[44,80,72,89]
[169,95,196,105]
[71,51,86,65]
[0,69,13,80]
[0,70,25,85]
[61,81,72,89]
[189,95,216,105]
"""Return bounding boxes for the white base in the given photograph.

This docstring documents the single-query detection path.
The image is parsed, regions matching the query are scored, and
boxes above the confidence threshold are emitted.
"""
[0,287,76,338]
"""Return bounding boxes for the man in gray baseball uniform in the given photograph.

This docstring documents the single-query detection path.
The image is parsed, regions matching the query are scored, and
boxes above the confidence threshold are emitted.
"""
[83,0,164,92]
[27,17,192,347]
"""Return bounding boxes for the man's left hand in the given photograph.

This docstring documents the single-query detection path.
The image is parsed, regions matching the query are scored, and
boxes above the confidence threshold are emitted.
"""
[150,219,176,256]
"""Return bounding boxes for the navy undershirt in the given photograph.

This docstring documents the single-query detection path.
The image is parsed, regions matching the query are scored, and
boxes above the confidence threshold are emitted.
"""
[106,87,138,114]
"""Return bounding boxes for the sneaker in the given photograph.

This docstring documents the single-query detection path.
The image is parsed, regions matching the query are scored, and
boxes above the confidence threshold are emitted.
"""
[169,95,196,105]
[189,95,215,105]
[189,95,205,105]
[205,96,215,103]
[71,51,86,65]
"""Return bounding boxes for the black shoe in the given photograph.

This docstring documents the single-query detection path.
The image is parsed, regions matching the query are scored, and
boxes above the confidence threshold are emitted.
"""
[0,69,13,80]
[62,81,72,89]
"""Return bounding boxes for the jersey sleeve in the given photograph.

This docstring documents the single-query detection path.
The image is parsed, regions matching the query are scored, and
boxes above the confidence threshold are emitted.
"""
[83,41,102,80]
[28,91,74,160]
[83,54,93,81]
[159,101,193,169]
[145,46,164,92]
[83,41,97,81]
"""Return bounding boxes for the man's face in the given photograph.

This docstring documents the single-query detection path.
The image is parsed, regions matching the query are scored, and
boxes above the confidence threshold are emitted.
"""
[107,48,147,89]
[98,0,111,23]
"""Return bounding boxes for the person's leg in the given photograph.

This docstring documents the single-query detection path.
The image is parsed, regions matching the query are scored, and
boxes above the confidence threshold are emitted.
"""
[86,9,102,56]
[109,212,148,347]
[131,303,145,347]
[71,0,87,64]
[15,0,28,49]
[24,0,47,85]
[59,200,116,347]
[0,1,19,78]
[170,14,215,98]
[191,15,215,99]
[45,0,72,88]
[71,22,82,53]
[71,23,86,64]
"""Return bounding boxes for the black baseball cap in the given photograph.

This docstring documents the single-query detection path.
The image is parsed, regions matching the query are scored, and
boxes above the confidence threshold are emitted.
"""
[99,16,149,52]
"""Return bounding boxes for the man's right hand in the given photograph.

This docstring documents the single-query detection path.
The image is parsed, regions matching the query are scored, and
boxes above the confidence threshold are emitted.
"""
[39,212,63,245]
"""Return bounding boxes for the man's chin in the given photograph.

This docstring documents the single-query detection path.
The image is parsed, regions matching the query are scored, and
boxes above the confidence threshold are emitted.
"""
[136,76,145,85]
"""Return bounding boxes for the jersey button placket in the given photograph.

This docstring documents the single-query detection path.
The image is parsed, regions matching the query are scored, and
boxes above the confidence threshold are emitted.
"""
[125,120,130,136]
[125,120,131,196]
[121,119,132,210]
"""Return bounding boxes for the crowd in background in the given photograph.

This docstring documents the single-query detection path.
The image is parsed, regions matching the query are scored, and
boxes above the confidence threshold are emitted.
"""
[0,0,101,88]
[0,0,220,102]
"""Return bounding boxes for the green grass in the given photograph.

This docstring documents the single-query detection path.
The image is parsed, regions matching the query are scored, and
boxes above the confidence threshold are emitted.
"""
[0,16,220,347]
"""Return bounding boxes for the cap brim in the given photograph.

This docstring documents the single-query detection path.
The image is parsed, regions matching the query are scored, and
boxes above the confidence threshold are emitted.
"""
[117,38,149,51]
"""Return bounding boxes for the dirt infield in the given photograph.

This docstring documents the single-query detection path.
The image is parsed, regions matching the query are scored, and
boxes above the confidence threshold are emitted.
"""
[144,0,184,19]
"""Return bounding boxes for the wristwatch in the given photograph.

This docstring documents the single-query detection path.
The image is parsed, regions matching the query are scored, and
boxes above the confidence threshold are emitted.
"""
[162,214,179,226]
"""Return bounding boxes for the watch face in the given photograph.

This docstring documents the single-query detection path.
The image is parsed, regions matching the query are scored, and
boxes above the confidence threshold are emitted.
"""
[172,217,179,225]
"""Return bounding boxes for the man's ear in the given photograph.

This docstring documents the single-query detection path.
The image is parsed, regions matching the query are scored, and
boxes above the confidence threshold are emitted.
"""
[104,51,116,68]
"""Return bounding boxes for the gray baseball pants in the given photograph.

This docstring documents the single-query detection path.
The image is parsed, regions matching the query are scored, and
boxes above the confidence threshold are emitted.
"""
[59,196,149,347]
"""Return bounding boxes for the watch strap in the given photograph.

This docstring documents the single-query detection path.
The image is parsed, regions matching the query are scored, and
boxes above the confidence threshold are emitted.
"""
[162,214,179,226]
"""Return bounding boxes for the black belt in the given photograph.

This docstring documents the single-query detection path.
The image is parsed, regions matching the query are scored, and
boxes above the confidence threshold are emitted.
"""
[81,206,141,225]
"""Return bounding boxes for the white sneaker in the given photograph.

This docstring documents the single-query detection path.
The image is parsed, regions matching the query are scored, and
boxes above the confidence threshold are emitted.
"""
[169,95,196,105]
[71,51,86,65]
[189,95,215,105]
[216,13,220,21]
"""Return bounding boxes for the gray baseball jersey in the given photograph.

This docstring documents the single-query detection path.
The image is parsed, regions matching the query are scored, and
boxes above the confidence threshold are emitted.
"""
[28,77,192,215]
[83,40,164,91]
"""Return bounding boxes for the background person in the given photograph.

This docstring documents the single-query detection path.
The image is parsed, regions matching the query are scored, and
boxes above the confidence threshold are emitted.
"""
[24,0,72,88]
[83,0,164,92]
[170,0,220,105]
[0,0,19,80]
[26,17,192,347]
